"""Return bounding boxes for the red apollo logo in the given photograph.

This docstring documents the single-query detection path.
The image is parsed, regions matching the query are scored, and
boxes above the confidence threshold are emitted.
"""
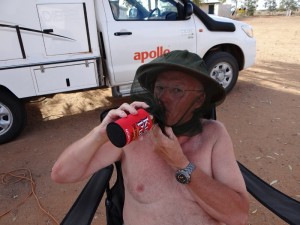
[133,46,170,63]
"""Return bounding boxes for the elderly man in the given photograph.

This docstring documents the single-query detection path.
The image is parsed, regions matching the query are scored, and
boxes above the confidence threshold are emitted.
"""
[51,50,249,225]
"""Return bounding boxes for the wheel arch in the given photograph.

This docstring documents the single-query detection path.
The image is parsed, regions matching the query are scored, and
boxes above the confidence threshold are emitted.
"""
[0,85,19,99]
[0,85,31,103]
[203,44,244,71]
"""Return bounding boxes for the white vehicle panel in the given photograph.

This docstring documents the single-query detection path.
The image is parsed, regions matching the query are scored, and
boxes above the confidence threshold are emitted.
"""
[107,21,197,84]
[37,3,90,56]
[0,0,100,69]
[33,60,99,94]
[194,14,256,69]
[0,27,23,61]
[0,0,45,64]
[102,0,197,85]
[0,67,36,98]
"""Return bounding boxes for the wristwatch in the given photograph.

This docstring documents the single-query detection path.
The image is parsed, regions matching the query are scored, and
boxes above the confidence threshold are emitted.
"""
[175,162,196,184]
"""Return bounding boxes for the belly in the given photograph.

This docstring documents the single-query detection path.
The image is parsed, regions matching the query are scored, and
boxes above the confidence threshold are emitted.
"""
[123,195,222,225]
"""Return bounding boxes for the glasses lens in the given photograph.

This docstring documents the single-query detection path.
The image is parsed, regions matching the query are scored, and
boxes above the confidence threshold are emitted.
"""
[154,85,164,96]
[154,85,185,98]
[171,88,184,98]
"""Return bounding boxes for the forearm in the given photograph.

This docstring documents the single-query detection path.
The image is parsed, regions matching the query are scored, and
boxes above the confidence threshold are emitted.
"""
[188,168,249,225]
[51,125,108,183]
[51,101,149,183]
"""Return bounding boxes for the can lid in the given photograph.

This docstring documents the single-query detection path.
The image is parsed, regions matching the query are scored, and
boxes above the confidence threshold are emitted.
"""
[106,122,127,148]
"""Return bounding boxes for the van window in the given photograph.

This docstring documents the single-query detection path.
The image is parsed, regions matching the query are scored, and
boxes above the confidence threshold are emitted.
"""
[109,0,183,21]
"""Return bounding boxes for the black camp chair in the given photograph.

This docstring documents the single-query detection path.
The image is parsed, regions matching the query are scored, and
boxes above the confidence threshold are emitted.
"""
[60,106,300,225]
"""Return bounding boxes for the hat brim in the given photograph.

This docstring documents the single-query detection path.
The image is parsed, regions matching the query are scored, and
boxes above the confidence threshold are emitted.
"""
[136,62,226,105]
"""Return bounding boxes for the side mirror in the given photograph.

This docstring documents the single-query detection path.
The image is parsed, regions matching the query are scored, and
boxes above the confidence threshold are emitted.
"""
[184,3,193,19]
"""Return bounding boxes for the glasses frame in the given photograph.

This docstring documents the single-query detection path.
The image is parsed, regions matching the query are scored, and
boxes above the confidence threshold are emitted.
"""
[154,85,204,99]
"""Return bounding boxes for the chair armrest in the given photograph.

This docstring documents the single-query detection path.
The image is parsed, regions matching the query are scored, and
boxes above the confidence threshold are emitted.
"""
[61,165,114,225]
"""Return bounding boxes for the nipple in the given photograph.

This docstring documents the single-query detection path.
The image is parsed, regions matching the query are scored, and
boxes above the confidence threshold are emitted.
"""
[136,184,145,193]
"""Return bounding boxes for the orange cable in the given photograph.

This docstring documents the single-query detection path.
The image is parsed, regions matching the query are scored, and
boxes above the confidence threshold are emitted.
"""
[0,168,59,224]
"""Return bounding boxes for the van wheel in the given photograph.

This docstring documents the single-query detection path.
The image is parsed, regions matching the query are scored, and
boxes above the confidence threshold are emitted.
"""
[205,52,239,93]
[0,91,26,144]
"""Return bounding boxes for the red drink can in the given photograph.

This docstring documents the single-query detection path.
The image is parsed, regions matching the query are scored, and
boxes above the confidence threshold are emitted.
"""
[106,108,153,148]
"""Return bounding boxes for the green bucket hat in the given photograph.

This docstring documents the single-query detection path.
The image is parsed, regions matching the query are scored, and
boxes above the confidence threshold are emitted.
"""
[135,50,226,105]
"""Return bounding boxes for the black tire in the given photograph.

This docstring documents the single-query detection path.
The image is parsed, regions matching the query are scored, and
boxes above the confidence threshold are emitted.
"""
[204,52,239,93]
[0,90,27,144]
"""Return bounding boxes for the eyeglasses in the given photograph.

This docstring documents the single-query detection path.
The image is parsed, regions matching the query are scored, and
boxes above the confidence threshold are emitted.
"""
[154,85,204,98]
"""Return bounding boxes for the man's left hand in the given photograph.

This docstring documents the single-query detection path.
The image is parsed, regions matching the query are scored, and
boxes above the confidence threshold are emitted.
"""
[151,126,189,169]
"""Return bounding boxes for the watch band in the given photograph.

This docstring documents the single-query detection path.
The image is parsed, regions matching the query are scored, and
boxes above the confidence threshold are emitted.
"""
[175,162,196,184]
[185,162,196,174]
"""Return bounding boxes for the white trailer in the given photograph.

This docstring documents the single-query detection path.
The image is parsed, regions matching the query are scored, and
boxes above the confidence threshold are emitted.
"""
[0,0,256,143]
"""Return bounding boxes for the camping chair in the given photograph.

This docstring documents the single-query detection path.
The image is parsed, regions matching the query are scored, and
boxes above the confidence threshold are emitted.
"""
[60,106,300,225]
[238,162,300,224]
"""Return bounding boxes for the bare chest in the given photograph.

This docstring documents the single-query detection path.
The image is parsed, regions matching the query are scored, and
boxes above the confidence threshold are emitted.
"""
[121,134,221,225]
[121,133,213,204]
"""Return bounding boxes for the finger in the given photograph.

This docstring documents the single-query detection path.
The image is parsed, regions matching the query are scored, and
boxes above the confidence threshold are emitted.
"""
[104,109,127,123]
[131,101,149,109]
[118,103,138,115]
[164,127,175,139]
[151,124,163,138]
[117,102,150,116]
[153,125,173,140]
[118,103,133,112]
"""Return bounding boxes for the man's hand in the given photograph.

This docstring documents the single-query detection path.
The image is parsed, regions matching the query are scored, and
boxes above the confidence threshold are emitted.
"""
[99,101,149,135]
[151,126,189,169]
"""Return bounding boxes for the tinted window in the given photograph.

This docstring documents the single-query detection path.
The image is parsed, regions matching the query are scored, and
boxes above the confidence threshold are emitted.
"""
[109,0,182,21]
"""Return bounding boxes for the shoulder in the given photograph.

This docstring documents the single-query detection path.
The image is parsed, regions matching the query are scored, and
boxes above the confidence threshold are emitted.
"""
[185,119,229,149]
[199,119,232,149]
[201,119,228,136]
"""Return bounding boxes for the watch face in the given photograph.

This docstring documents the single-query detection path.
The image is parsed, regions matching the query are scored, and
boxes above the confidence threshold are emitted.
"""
[176,171,190,184]
[175,163,195,184]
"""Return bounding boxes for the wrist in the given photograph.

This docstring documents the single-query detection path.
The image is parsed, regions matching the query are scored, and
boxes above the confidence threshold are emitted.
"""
[92,125,109,145]
[175,162,196,184]
[176,159,190,170]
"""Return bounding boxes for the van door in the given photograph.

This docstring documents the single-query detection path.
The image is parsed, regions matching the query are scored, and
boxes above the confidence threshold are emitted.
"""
[104,0,196,85]
[37,3,91,56]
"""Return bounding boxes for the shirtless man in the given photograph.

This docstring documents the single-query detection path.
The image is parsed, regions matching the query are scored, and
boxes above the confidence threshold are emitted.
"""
[51,50,249,225]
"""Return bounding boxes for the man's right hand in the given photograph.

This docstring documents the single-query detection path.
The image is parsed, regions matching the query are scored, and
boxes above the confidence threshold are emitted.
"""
[99,101,150,134]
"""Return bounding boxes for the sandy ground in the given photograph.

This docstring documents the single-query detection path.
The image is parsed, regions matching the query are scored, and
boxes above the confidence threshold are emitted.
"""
[1,16,300,225]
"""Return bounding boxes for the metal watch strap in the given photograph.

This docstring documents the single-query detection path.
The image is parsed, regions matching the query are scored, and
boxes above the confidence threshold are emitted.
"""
[184,162,196,175]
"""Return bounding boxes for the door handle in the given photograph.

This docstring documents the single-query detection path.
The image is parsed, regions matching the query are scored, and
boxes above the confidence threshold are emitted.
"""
[114,32,132,36]
[43,29,54,33]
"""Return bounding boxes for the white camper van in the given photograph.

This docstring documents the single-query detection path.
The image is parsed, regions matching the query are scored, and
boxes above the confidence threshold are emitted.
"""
[0,0,256,143]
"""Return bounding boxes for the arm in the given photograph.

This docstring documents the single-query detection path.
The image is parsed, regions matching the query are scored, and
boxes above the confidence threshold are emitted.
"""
[51,101,149,183]
[187,121,249,225]
[151,122,249,225]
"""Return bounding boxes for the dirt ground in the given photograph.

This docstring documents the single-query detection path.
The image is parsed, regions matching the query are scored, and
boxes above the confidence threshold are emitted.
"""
[1,16,300,225]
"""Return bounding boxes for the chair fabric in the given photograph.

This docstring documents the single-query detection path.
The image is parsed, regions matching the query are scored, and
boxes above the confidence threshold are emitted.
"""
[238,162,300,225]
[105,161,124,225]
[60,165,113,225]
